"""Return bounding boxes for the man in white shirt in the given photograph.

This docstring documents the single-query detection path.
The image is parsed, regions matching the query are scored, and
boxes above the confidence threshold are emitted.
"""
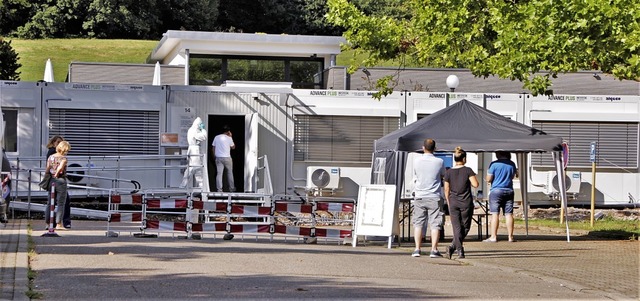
[211,125,235,192]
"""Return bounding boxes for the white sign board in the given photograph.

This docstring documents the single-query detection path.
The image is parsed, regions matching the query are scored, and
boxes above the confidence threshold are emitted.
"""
[169,106,196,146]
[354,184,397,247]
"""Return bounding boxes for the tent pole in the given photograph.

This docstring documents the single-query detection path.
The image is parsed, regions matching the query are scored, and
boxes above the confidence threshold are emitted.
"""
[553,151,570,242]
[517,153,529,236]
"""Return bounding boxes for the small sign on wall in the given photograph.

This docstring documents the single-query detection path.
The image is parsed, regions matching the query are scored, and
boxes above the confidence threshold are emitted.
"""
[589,141,597,163]
[169,106,196,146]
[160,133,179,146]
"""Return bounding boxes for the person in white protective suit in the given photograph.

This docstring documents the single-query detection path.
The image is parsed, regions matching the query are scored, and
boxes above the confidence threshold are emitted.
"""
[180,117,207,188]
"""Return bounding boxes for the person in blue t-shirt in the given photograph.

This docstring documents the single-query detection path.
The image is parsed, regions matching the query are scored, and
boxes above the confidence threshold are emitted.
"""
[484,151,518,242]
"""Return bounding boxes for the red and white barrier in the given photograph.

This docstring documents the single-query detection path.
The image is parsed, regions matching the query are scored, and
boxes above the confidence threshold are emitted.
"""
[316,202,354,213]
[229,205,271,216]
[110,194,143,204]
[109,212,143,222]
[315,228,352,239]
[146,198,188,209]
[105,192,356,243]
[273,224,313,236]
[191,222,227,232]
[274,203,313,214]
[229,224,271,234]
[192,200,226,212]
[146,220,187,232]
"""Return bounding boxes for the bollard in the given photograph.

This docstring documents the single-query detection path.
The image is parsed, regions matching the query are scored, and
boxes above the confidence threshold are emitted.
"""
[42,182,60,237]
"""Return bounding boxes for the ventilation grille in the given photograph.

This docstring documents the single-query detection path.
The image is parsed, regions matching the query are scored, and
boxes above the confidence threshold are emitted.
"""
[532,121,638,168]
[294,115,400,162]
[49,108,160,156]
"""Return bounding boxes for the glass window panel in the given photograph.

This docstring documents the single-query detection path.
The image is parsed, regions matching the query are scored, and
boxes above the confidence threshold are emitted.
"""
[290,60,322,89]
[188,55,325,87]
[1,109,18,152]
[189,57,223,85]
[228,59,284,82]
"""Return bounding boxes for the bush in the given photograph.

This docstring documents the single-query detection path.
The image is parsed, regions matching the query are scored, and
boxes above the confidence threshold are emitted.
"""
[0,38,21,80]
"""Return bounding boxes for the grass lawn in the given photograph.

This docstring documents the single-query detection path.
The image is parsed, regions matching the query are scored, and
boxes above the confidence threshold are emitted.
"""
[10,39,157,82]
[515,217,639,240]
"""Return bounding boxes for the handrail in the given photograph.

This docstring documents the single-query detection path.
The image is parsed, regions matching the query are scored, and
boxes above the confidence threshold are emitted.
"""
[7,153,189,198]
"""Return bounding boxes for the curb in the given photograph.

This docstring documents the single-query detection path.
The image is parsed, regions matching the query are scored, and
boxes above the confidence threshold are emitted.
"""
[15,219,29,301]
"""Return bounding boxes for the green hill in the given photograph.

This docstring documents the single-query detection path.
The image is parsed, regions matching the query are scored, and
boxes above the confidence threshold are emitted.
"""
[10,39,157,82]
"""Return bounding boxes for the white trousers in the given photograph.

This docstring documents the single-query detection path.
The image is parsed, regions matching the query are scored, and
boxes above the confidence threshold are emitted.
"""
[180,146,203,188]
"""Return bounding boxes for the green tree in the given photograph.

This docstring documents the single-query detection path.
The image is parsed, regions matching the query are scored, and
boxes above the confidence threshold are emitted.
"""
[217,0,302,34]
[157,0,218,33]
[0,0,34,36]
[0,38,21,80]
[350,0,411,19]
[327,0,640,96]
[217,0,338,35]
[16,0,90,38]
[300,0,346,35]
[83,0,161,39]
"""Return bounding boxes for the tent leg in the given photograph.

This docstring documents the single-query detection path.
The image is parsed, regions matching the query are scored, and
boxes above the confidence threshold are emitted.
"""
[553,151,570,242]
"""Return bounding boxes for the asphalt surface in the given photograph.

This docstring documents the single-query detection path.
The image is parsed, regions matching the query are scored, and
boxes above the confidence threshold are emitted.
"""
[1,218,638,300]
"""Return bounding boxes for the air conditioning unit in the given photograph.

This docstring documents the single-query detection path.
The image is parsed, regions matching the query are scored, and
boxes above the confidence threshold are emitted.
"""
[306,166,340,189]
[546,171,581,194]
[66,162,86,185]
[66,162,98,187]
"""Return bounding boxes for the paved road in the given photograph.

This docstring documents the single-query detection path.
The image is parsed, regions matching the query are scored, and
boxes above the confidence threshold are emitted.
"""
[1,219,638,300]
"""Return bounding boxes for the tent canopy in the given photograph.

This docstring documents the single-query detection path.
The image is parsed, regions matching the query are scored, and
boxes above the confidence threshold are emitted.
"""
[371,99,571,240]
[375,99,563,153]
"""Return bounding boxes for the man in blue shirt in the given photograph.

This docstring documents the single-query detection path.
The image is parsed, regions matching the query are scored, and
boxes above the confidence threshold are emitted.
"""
[485,151,518,242]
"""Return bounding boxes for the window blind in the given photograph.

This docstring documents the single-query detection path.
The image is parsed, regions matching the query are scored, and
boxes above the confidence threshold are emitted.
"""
[532,121,638,168]
[294,115,400,162]
[49,108,160,156]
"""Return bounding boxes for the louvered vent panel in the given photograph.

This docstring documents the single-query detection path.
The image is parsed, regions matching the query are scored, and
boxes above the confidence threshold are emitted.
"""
[49,109,160,156]
[532,121,638,168]
[294,115,400,162]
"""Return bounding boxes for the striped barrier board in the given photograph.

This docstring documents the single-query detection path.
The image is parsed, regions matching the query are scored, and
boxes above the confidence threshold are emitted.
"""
[273,225,313,236]
[274,202,313,214]
[109,212,144,223]
[145,220,187,232]
[192,201,227,212]
[191,222,227,232]
[229,224,271,234]
[315,228,352,238]
[146,198,189,209]
[110,194,143,204]
[229,205,271,216]
[316,202,354,213]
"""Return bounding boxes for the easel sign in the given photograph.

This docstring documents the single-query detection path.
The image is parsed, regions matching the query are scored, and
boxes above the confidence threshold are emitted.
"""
[354,184,397,248]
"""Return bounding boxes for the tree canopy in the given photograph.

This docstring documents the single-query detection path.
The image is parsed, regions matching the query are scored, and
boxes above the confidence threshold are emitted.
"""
[327,0,640,96]
[0,0,341,39]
